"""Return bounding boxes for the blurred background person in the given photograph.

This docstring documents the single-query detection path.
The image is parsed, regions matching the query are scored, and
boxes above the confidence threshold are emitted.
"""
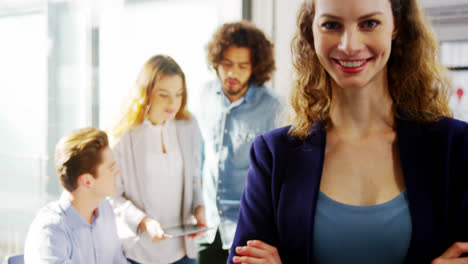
[195,21,281,264]
[24,127,127,263]
[110,55,205,264]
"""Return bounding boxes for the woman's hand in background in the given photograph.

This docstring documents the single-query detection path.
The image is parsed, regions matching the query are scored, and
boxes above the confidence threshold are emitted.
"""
[138,217,167,243]
[194,205,206,226]
[189,205,206,238]
[233,240,282,264]
[431,242,468,264]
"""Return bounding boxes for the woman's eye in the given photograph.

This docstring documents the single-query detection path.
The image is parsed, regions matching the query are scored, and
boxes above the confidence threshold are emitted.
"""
[159,94,168,98]
[361,20,380,29]
[322,22,340,30]
[176,93,183,97]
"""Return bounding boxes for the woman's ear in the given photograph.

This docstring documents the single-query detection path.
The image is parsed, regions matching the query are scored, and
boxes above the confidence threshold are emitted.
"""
[392,20,399,40]
[392,27,398,40]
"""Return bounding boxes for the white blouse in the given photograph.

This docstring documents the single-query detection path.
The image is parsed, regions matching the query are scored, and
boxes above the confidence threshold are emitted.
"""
[110,117,203,264]
[137,120,185,263]
[143,120,183,227]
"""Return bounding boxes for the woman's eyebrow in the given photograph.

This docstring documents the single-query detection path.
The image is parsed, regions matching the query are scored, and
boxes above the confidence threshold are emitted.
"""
[319,11,383,20]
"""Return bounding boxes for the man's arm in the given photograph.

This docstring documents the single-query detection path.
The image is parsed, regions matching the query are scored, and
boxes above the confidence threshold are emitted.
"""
[24,221,72,264]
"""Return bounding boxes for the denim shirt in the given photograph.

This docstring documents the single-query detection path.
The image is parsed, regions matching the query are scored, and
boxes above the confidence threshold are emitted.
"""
[24,192,128,264]
[195,79,281,249]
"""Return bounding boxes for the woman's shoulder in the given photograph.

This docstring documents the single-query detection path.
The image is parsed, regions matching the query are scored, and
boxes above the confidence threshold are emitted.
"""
[425,116,468,139]
[112,123,147,149]
[261,125,293,142]
[174,113,199,128]
[432,116,468,130]
[255,125,316,153]
[262,123,324,143]
[420,117,468,155]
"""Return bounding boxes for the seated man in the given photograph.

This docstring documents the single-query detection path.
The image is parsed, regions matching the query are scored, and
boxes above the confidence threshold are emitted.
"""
[24,127,127,263]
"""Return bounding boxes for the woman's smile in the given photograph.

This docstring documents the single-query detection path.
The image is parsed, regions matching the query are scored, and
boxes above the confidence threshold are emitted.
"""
[333,58,373,73]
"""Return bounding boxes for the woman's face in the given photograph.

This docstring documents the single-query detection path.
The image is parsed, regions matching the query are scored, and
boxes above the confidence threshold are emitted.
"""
[147,74,184,125]
[312,0,397,90]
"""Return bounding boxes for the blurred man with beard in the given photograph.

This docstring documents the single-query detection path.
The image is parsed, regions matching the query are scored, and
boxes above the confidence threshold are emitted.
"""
[196,21,281,264]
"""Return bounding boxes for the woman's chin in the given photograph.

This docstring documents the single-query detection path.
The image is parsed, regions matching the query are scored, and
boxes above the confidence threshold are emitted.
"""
[334,79,368,90]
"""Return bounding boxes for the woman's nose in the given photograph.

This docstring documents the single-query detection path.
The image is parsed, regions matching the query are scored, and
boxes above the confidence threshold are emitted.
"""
[338,28,363,56]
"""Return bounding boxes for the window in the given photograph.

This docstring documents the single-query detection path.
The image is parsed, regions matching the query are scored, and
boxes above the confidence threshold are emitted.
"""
[99,0,232,130]
[0,11,47,258]
[442,41,468,121]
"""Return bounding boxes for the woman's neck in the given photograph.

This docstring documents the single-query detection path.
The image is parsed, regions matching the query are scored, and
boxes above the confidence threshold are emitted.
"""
[328,80,395,138]
[148,117,166,126]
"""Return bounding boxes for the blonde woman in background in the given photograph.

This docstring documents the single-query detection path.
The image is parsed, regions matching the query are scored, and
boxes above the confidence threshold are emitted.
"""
[110,55,205,264]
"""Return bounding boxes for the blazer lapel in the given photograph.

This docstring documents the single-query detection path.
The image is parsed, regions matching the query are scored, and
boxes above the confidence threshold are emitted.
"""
[285,123,326,262]
[397,119,436,263]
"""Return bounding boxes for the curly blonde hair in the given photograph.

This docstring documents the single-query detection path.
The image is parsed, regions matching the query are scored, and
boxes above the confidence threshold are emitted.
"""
[112,55,190,138]
[289,0,453,139]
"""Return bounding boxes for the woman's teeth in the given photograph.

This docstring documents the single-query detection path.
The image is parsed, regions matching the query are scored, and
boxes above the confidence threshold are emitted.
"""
[338,60,367,68]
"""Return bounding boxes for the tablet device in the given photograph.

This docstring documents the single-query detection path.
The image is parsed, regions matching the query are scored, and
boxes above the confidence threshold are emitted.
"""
[164,224,208,238]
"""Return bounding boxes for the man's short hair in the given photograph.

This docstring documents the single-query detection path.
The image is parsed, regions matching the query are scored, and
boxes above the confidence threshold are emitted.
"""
[54,127,109,192]
[206,20,276,86]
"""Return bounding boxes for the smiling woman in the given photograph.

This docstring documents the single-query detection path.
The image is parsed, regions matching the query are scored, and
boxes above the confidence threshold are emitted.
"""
[228,0,468,263]
[289,0,452,139]
[312,0,396,90]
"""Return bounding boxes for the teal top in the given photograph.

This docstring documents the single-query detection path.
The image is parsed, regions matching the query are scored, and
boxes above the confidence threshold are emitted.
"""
[313,190,412,264]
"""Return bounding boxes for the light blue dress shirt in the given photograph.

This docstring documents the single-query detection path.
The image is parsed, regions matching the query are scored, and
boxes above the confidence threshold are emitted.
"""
[196,79,281,249]
[24,192,128,264]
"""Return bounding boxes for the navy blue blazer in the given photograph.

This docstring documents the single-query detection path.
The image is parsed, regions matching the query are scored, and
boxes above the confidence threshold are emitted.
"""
[228,117,468,263]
